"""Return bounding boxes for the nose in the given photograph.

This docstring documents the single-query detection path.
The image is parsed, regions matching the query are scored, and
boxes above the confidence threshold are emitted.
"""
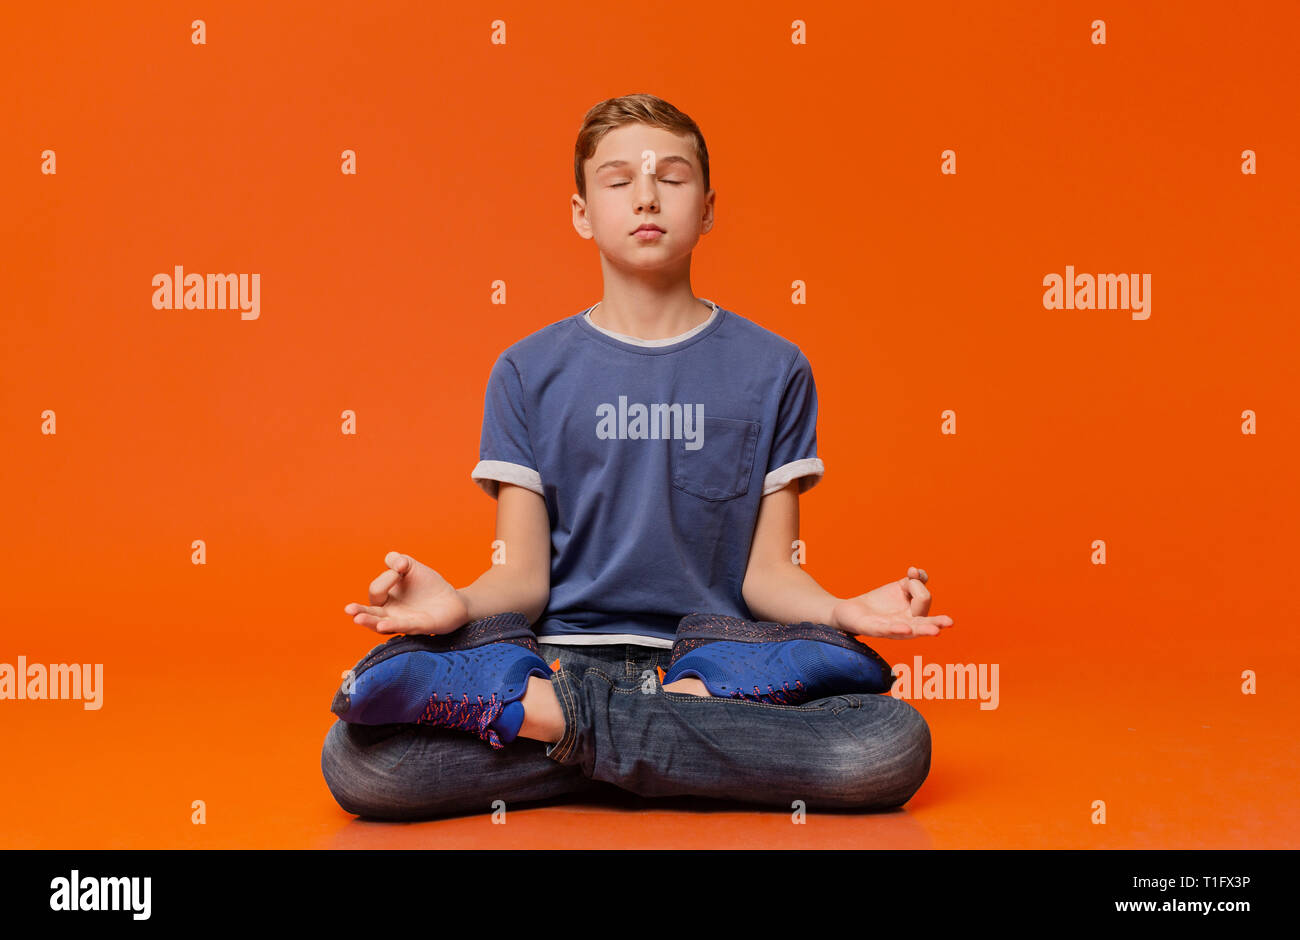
[633,171,659,212]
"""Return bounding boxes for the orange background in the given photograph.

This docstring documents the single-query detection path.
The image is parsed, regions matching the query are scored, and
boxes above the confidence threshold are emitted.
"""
[2,0,1297,848]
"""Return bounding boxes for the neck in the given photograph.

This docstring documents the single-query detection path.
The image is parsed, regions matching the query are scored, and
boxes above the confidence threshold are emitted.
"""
[589,291,713,341]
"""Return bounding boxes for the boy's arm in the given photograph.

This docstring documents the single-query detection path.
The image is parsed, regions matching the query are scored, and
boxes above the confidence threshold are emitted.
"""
[740,481,841,626]
[456,482,551,625]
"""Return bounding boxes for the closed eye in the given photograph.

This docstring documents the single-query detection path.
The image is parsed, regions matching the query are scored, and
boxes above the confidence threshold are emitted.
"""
[611,181,683,186]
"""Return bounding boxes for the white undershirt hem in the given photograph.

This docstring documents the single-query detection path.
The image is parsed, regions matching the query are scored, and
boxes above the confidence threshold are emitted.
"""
[535,633,674,649]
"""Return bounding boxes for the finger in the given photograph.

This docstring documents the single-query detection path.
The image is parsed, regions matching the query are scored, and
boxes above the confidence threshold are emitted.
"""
[354,611,400,634]
[906,577,932,615]
[908,566,928,583]
[911,615,954,635]
[368,567,402,606]
[883,617,913,636]
[889,623,934,638]
[847,614,911,638]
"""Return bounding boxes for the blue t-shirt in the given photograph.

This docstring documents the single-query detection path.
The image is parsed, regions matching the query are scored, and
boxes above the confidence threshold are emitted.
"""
[472,298,824,648]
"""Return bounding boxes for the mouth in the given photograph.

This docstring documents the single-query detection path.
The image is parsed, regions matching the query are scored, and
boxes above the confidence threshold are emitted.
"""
[632,224,665,234]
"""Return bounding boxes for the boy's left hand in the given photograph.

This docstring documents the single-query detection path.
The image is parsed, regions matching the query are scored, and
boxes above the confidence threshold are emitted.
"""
[829,566,955,639]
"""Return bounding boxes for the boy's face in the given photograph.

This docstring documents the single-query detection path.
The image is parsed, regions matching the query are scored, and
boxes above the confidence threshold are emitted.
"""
[572,123,715,271]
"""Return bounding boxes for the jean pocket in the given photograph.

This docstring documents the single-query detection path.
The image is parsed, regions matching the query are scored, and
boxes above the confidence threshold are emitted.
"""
[669,415,760,502]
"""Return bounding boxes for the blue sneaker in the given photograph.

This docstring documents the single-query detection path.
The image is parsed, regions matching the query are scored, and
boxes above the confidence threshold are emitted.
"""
[330,612,553,749]
[661,612,896,705]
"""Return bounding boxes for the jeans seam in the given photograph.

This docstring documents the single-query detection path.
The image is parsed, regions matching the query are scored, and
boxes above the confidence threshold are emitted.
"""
[836,695,862,714]
[578,664,619,686]
[646,688,836,711]
[550,667,579,763]
[551,665,621,763]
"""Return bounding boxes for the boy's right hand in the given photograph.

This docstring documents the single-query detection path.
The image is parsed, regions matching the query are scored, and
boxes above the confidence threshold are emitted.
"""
[343,551,469,635]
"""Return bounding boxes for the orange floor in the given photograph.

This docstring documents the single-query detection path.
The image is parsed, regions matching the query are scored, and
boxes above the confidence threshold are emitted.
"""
[3,604,1294,849]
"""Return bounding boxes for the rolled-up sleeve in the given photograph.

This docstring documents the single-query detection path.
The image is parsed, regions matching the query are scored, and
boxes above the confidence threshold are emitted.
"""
[471,353,543,499]
[762,349,824,496]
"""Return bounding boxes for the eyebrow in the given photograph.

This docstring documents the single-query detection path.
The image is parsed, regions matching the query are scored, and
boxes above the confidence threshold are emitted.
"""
[594,155,694,173]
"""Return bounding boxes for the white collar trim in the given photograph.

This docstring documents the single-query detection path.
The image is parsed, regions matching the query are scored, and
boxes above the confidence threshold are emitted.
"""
[583,299,718,347]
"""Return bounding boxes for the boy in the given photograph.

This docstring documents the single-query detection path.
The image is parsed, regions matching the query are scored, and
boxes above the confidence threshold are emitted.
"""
[321,94,953,820]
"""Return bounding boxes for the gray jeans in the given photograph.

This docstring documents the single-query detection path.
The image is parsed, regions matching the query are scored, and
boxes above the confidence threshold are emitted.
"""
[320,641,931,820]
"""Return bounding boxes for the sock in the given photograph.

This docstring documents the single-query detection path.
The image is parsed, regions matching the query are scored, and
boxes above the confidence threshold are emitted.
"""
[491,700,526,744]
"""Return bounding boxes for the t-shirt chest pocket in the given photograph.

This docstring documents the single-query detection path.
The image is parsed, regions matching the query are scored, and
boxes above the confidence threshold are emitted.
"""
[670,416,760,501]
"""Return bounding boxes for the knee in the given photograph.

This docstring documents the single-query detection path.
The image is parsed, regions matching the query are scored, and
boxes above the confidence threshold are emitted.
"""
[320,719,369,816]
[320,719,412,819]
[822,697,932,810]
